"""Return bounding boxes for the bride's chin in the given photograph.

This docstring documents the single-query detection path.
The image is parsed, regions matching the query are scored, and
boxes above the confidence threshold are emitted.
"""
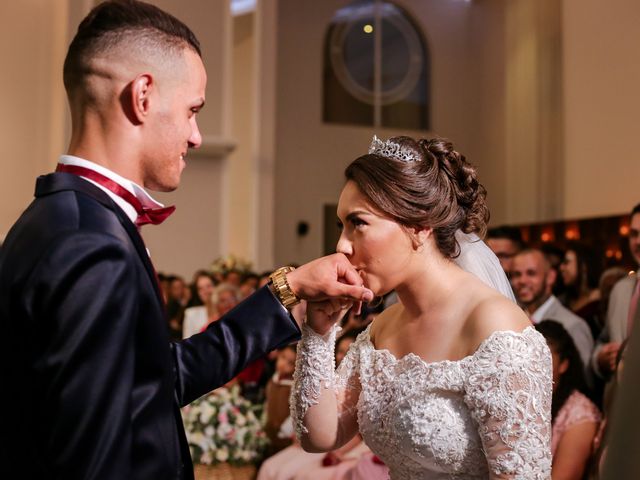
[362,278,388,298]
[360,272,394,297]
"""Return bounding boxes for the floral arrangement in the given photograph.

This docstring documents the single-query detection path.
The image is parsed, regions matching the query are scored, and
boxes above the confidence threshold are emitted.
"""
[210,254,253,276]
[182,385,268,466]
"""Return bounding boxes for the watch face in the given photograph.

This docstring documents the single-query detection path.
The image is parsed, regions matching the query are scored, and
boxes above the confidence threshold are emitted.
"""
[323,1,430,129]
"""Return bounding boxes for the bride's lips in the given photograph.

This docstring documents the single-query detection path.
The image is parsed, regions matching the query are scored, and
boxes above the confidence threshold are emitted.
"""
[356,269,370,287]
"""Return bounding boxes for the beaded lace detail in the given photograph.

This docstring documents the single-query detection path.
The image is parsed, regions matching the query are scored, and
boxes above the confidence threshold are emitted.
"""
[291,324,552,480]
[290,323,340,436]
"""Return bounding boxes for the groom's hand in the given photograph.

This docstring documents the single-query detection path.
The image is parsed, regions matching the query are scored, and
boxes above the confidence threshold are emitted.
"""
[286,253,374,309]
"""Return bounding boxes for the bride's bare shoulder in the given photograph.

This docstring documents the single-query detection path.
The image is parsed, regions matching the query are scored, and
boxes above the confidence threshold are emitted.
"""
[466,293,532,349]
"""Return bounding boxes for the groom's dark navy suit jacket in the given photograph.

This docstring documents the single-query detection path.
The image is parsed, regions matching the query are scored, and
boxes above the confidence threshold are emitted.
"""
[0,172,300,479]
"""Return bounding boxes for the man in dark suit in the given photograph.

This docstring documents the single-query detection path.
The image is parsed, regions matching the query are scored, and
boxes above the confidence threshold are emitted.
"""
[0,1,372,479]
[602,272,640,479]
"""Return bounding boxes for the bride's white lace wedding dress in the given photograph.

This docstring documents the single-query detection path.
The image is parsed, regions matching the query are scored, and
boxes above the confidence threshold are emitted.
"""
[291,323,552,479]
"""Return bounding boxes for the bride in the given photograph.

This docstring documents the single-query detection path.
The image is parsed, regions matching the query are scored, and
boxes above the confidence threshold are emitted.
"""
[290,136,552,479]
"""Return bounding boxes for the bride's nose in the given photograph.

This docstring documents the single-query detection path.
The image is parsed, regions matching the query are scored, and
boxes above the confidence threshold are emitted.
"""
[336,232,353,256]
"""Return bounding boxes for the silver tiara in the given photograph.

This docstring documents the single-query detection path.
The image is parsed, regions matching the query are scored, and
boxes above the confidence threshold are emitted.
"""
[368,135,420,163]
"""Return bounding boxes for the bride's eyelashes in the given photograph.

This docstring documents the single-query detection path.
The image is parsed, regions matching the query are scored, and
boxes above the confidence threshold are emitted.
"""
[339,213,368,230]
[337,218,368,233]
[350,217,367,229]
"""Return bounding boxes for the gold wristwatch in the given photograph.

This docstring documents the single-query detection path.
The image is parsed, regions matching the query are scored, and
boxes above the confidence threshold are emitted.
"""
[270,266,300,309]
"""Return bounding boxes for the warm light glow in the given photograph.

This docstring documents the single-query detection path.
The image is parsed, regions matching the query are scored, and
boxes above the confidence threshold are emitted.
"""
[363,24,373,34]
[564,222,580,240]
[620,224,630,236]
[540,226,555,243]
[606,249,614,258]
[615,251,623,260]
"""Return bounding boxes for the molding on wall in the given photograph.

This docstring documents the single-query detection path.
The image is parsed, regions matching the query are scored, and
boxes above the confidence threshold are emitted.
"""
[189,135,237,160]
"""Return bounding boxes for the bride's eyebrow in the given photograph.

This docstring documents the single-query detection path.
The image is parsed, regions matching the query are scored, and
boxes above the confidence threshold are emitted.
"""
[345,211,369,221]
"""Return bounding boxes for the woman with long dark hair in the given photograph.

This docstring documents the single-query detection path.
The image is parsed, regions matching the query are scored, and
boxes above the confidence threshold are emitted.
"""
[559,242,604,338]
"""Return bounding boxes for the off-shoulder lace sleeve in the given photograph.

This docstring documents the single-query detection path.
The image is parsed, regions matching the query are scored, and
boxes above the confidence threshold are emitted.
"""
[464,327,552,479]
[290,324,362,439]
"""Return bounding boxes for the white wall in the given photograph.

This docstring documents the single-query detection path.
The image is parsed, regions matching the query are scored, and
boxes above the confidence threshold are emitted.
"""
[226,13,257,266]
[0,1,68,241]
[141,0,234,278]
[562,0,640,219]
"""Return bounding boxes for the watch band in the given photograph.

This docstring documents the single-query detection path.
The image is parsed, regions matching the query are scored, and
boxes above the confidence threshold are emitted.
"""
[270,266,300,309]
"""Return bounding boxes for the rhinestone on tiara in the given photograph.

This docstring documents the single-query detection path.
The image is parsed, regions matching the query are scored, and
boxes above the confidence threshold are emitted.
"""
[368,135,421,163]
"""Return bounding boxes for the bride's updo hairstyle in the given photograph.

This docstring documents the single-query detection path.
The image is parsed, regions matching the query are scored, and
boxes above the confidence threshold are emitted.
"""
[345,136,489,258]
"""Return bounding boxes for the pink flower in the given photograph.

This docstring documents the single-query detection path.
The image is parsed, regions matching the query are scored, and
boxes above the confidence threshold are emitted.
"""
[218,412,228,423]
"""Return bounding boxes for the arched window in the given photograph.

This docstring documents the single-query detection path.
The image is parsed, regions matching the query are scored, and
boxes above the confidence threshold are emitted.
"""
[323,0,430,130]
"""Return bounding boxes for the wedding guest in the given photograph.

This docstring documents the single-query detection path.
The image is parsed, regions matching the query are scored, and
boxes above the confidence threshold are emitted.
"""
[598,267,628,326]
[593,338,628,478]
[486,225,525,274]
[242,272,260,291]
[592,203,640,382]
[204,283,240,327]
[187,269,216,308]
[168,275,189,306]
[182,273,217,338]
[333,452,390,480]
[559,241,604,338]
[536,320,600,480]
[166,274,188,340]
[264,345,297,455]
[543,244,569,298]
[225,269,243,287]
[511,248,594,373]
[183,282,241,338]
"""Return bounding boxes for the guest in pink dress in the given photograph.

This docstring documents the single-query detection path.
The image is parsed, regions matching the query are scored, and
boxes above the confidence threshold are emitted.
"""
[331,452,389,480]
[536,320,601,479]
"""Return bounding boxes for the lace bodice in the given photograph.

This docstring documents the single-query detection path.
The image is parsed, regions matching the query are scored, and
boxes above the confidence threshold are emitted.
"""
[291,324,552,480]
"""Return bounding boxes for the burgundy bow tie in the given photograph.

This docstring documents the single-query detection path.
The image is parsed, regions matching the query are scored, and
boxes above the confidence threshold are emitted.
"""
[55,163,175,227]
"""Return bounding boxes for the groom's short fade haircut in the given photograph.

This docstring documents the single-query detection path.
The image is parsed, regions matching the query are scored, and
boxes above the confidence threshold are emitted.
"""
[63,0,201,97]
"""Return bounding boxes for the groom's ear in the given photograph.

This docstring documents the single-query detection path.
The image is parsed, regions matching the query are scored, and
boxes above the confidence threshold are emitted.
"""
[127,73,154,125]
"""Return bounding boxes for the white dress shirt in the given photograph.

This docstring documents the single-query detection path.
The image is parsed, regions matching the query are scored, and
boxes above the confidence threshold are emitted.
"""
[58,155,166,225]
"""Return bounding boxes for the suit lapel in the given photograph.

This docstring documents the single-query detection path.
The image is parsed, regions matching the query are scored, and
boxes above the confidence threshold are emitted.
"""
[36,172,165,307]
[115,206,166,306]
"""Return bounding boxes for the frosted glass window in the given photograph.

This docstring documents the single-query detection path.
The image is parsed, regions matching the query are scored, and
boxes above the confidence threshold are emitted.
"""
[323,0,429,129]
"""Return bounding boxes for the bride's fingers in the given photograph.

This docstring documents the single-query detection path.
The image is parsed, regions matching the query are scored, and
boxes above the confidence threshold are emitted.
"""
[339,298,353,309]
[329,298,353,314]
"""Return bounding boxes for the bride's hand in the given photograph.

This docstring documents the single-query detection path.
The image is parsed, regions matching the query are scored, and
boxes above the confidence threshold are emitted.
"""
[306,298,353,336]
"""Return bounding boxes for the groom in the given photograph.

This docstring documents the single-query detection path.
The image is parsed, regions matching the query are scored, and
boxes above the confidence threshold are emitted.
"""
[0,1,372,479]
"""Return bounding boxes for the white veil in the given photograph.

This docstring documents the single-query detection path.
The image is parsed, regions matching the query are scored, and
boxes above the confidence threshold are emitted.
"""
[453,230,516,302]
